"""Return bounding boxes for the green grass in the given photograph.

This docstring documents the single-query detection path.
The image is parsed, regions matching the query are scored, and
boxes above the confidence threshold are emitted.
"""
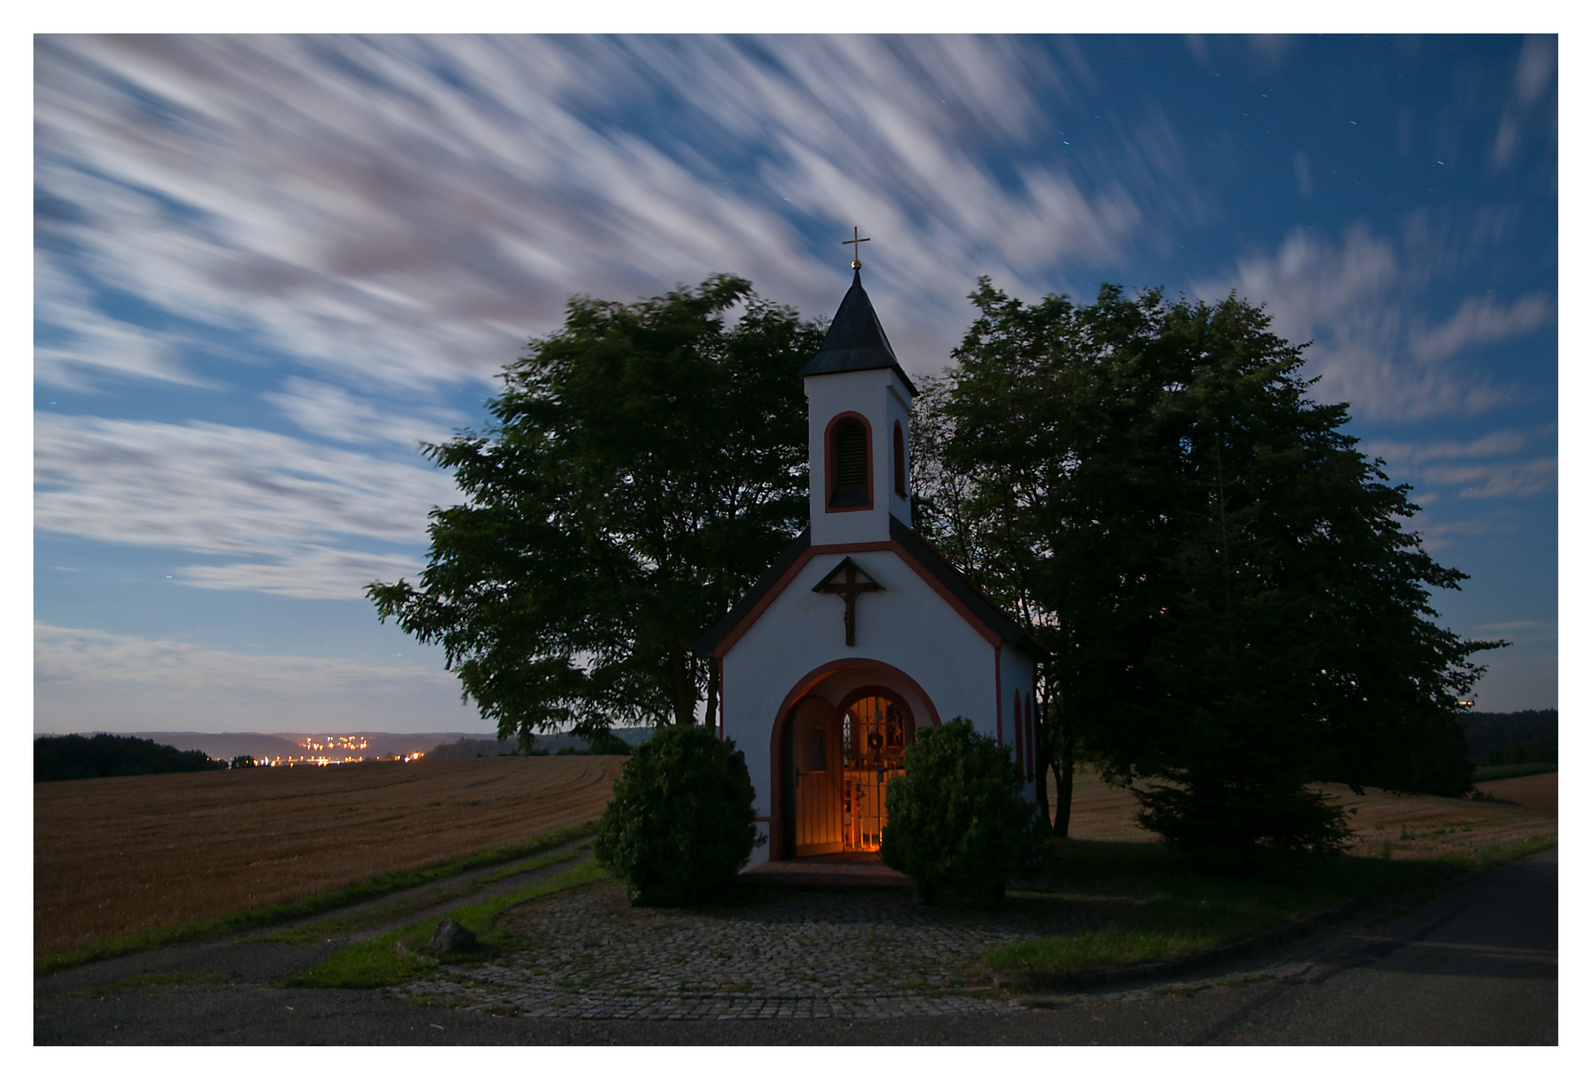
[1472,762,1558,782]
[1433,831,1557,869]
[35,820,599,976]
[284,859,609,989]
[263,846,588,944]
[473,841,592,885]
[988,839,1461,990]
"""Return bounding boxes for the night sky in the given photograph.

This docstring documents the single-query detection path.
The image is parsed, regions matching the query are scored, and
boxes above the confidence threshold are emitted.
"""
[32,34,1558,734]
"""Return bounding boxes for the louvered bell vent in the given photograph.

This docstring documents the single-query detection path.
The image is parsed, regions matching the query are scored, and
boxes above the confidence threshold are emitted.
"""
[831,419,869,507]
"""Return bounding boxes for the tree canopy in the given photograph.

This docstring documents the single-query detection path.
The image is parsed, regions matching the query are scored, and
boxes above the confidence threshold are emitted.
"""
[369,275,823,742]
[919,278,1499,859]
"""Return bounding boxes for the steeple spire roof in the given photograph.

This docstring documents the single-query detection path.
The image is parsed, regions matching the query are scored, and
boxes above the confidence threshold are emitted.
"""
[798,268,917,395]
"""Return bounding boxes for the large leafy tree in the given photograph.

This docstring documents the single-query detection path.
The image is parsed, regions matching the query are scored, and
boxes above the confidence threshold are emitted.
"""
[923,279,1498,857]
[370,275,823,742]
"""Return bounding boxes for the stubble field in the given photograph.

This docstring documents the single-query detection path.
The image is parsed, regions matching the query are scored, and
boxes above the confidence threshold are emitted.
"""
[35,755,1555,961]
[34,755,623,958]
[1059,766,1559,859]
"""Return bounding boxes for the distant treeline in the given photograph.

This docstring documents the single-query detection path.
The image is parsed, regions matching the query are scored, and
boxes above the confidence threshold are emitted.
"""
[1459,710,1557,762]
[429,737,541,758]
[35,734,224,783]
[429,729,645,758]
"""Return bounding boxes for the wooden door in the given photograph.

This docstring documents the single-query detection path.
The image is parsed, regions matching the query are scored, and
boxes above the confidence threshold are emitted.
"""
[792,697,843,856]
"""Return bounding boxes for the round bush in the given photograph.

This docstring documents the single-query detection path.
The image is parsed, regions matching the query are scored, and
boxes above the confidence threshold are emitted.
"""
[880,717,1046,907]
[592,723,760,906]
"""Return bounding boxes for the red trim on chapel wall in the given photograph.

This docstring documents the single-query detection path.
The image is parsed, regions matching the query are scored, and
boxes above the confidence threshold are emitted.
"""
[886,539,1003,648]
[823,411,873,514]
[1013,687,1023,768]
[766,658,942,862]
[893,421,906,498]
[711,547,819,658]
[1028,693,1037,778]
[993,645,1004,746]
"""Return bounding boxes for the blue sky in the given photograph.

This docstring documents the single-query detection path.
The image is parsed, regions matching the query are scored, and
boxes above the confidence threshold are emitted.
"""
[32,34,1559,734]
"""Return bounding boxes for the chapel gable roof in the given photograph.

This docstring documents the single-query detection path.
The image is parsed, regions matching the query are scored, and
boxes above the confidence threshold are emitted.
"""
[695,527,811,657]
[887,515,1049,659]
[797,269,918,395]
[692,516,1049,660]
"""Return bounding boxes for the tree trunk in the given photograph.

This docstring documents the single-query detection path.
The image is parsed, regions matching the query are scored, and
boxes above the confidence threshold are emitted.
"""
[1052,706,1076,837]
[1033,678,1052,828]
[666,648,696,726]
[704,658,720,732]
[1034,739,1052,829]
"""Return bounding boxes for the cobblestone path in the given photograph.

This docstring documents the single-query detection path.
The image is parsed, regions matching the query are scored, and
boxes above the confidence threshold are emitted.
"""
[396,877,1111,1020]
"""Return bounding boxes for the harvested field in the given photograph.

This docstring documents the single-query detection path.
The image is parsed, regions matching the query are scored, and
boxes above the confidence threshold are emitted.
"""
[36,758,1557,961]
[1050,766,1558,859]
[1474,771,1557,817]
[34,755,621,958]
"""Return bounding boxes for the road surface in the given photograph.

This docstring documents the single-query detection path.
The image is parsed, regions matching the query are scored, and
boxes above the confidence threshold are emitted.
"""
[35,847,1556,1044]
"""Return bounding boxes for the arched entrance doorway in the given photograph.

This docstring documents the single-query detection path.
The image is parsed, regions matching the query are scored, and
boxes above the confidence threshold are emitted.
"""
[783,687,917,858]
[769,660,942,861]
[837,689,914,852]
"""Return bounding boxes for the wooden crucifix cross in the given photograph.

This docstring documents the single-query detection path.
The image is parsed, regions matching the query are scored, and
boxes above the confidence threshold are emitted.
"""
[812,557,883,646]
[842,225,871,269]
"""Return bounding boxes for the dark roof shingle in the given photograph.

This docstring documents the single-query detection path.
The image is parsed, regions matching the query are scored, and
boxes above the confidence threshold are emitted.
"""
[798,269,917,395]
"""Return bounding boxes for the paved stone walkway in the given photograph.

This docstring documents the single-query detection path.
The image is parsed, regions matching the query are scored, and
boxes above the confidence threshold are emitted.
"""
[395,876,1112,1020]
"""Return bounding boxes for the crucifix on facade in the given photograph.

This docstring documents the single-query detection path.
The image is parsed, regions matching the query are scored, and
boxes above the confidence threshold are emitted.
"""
[812,557,883,646]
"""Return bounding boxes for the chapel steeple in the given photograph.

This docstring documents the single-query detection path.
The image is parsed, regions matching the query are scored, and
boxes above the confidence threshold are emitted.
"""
[802,238,915,546]
[798,268,917,395]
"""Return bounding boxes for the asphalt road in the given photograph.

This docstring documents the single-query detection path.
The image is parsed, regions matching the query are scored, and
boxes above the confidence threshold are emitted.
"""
[35,847,1556,1045]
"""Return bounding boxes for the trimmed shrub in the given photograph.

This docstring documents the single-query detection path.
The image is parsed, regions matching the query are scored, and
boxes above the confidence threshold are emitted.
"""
[880,717,1046,907]
[593,723,760,906]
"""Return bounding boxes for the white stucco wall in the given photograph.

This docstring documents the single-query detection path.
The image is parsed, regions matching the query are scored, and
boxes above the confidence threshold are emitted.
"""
[719,544,1035,865]
[998,641,1039,801]
[806,368,914,547]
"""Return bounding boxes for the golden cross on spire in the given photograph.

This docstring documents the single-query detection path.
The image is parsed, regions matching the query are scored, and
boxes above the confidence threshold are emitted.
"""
[842,225,871,269]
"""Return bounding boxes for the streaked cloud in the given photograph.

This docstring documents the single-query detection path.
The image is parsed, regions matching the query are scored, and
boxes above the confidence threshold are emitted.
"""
[30,35,1558,717]
[1365,422,1555,508]
[33,257,216,391]
[264,377,471,448]
[1364,423,1556,502]
[34,623,475,733]
[35,414,458,599]
[1475,619,1555,634]
[1198,225,1552,421]
[35,35,1180,398]
[1421,458,1556,499]
[1493,36,1556,171]
[1410,293,1554,363]
[1366,426,1544,465]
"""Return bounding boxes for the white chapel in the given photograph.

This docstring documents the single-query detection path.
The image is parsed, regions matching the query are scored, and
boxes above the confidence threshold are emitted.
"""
[696,250,1047,868]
